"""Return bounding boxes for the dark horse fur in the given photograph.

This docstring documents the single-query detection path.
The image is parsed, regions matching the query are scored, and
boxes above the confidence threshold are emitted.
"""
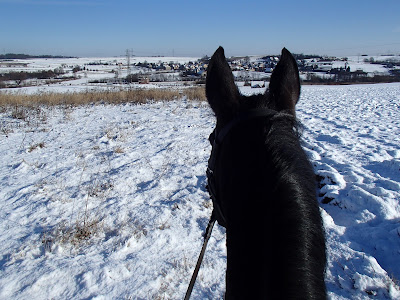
[206,47,326,299]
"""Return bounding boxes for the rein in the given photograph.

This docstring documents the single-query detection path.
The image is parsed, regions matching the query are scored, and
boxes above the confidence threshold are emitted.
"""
[184,108,277,299]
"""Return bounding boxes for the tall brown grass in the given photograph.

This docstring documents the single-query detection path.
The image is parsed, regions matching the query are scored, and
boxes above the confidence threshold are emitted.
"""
[0,86,206,107]
[183,86,206,101]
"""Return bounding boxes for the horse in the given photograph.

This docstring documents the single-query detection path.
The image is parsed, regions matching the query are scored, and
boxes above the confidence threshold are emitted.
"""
[205,47,326,299]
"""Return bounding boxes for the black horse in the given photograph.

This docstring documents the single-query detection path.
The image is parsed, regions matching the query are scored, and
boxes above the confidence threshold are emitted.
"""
[206,47,326,299]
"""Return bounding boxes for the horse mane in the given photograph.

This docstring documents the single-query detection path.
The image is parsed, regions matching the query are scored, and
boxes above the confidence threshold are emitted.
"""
[263,112,326,298]
[221,109,326,299]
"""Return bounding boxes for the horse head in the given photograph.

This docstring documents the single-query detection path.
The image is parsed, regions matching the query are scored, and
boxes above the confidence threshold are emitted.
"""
[205,46,326,299]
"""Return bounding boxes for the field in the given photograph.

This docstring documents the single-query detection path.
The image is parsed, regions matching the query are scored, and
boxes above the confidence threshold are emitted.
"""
[0,81,400,299]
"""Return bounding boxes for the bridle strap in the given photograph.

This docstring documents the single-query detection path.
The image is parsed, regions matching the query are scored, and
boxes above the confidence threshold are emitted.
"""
[207,108,277,228]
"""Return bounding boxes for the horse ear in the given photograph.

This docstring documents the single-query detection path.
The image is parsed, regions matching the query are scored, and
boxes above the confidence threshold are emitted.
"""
[206,46,241,119]
[268,48,300,115]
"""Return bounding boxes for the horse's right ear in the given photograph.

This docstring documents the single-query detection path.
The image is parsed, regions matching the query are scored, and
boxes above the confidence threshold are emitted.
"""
[206,46,240,119]
[268,48,300,116]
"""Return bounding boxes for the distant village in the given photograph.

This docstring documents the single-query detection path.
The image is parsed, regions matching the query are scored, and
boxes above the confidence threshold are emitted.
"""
[120,53,400,85]
[1,52,400,89]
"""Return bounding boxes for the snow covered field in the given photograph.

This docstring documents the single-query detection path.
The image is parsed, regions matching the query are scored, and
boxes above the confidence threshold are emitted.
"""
[0,83,400,299]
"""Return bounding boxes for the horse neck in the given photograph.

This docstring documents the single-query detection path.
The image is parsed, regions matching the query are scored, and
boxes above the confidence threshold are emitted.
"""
[221,122,325,299]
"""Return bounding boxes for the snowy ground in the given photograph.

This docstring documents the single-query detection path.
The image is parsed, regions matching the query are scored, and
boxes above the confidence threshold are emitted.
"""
[0,83,400,299]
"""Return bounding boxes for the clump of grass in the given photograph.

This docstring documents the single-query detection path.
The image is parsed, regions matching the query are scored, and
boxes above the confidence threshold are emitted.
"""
[28,142,45,152]
[41,217,104,251]
[71,218,103,245]
[113,146,124,154]
[11,104,28,120]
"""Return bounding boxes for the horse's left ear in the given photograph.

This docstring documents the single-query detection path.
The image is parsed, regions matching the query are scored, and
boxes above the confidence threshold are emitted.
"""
[206,46,241,120]
[268,48,300,115]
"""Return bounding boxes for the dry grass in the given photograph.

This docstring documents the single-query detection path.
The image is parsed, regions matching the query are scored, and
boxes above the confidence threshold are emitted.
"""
[0,86,206,108]
[41,217,104,250]
[28,142,45,153]
[183,86,206,101]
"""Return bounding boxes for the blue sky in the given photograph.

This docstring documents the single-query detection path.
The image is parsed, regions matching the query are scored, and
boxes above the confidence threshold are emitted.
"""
[1,0,400,57]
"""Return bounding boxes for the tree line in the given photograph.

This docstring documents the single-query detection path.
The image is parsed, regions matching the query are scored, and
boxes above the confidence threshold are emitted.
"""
[0,69,66,86]
[0,53,75,59]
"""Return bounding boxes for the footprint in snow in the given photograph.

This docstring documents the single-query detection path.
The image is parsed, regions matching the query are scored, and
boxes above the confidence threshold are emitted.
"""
[365,158,400,184]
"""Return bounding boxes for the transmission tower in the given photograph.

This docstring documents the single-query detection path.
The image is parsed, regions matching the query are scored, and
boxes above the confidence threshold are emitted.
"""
[126,49,131,76]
